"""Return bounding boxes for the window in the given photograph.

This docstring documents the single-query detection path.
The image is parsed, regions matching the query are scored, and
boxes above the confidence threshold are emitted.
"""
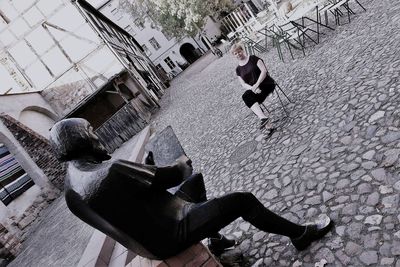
[124,25,133,34]
[0,144,34,205]
[111,8,122,20]
[164,57,176,69]
[134,19,144,30]
[149,37,160,50]
[156,64,163,71]
[141,44,151,56]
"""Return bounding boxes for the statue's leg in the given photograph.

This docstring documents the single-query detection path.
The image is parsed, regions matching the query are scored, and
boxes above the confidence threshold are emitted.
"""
[175,173,235,254]
[174,173,206,202]
[182,192,331,251]
[213,192,306,238]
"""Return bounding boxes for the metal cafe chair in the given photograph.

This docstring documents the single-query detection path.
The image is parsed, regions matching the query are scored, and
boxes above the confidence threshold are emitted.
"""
[242,36,268,55]
[283,0,335,45]
[327,0,366,25]
[261,82,292,117]
[267,23,306,61]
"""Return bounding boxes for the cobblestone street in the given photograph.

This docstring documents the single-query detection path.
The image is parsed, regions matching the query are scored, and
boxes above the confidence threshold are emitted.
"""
[151,0,400,265]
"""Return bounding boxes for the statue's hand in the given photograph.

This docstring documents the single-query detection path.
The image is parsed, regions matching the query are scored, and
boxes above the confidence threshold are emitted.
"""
[176,155,193,178]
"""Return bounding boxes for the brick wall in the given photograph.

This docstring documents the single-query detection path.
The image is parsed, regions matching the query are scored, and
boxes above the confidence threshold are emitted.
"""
[0,114,66,189]
[0,223,22,260]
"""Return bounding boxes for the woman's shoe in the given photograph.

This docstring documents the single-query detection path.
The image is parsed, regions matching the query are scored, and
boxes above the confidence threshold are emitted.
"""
[291,217,334,251]
[259,118,269,129]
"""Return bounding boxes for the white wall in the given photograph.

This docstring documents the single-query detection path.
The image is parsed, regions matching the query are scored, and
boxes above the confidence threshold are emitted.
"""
[0,0,102,94]
[19,110,55,138]
[200,17,222,45]
[0,92,58,138]
[0,92,58,120]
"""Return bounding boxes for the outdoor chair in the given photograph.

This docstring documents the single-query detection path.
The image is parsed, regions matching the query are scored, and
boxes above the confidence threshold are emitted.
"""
[242,36,268,55]
[318,2,335,26]
[296,2,336,43]
[255,15,282,51]
[280,0,335,45]
[280,20,319,47]
[260,82,292,117]
[327,0,366,25]
[267,23,306,61]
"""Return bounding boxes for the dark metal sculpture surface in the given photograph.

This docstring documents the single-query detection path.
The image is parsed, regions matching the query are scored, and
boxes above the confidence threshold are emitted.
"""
[50,118,193,259]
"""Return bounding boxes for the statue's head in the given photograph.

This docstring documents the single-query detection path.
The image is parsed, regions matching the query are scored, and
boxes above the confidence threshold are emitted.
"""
[50,118,111,162]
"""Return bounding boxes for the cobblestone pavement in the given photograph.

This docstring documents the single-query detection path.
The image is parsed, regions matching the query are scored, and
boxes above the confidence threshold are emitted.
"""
[151,0,400,266]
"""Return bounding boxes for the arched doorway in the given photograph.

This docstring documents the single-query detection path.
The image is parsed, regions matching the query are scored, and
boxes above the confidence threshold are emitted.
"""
[179,43,201,64]
[19,106,57,138]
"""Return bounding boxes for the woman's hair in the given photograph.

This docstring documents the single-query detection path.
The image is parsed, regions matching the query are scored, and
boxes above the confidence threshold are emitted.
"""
[230,42,244,54]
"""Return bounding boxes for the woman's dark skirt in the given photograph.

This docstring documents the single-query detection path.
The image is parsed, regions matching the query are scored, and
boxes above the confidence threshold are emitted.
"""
[242,83,275,108]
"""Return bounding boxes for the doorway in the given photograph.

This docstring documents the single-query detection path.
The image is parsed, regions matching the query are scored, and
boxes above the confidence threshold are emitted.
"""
[179,43,201,64]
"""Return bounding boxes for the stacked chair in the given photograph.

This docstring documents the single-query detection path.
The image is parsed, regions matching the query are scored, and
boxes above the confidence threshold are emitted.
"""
[251,0,366,61]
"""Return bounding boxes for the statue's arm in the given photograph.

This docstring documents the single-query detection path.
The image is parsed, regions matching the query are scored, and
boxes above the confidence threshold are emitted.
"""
[152,156,193,190]
[111,160,156,187]
[113,156,193,190]
[152,165,186,190]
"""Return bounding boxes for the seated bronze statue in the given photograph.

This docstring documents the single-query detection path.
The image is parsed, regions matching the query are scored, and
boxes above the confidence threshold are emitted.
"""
[50,118,333,260]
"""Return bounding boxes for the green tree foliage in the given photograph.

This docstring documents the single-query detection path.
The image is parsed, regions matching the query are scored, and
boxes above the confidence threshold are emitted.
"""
[119,0,233,37]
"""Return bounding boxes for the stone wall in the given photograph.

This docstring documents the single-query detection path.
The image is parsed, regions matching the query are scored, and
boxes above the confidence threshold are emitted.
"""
[15,188,59,240]
[0,223,22,260]
[0,114,66,189]
[41,79,95,117]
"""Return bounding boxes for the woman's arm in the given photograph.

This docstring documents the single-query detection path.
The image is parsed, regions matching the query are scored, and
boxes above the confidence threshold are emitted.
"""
[251,59,268,91]
[238,76,253,90]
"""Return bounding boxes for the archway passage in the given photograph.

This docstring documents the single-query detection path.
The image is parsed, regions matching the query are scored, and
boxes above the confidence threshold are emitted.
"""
[19,107,56,138]
[179,43,201,64]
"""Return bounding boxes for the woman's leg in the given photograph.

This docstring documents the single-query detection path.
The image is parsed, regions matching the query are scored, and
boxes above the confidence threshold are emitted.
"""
[250,103,268,120]
[242,90,268,120]
[254,84,275,119]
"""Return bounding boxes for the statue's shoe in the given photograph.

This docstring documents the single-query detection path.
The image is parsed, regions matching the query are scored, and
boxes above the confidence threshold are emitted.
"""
[208,235,236,256]
[291,215,334,251]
